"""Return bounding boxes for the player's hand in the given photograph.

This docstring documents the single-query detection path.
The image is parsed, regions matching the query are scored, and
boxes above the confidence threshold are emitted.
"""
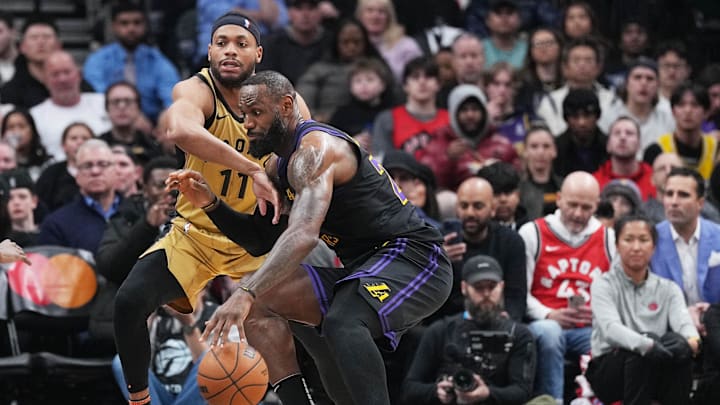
[250,170,280,225]
[0,239,30,265]
[200,288,254,347]
[166,170,215,208]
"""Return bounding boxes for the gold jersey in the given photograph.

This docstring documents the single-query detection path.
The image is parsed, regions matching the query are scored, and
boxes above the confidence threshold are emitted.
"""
[175,68,267,231]
[144,69,269,312]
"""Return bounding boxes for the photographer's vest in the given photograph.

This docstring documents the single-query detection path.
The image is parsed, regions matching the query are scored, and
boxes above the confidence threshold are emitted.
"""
[391,105,449,155]
[657,133,718,179]
[530,218,611,310]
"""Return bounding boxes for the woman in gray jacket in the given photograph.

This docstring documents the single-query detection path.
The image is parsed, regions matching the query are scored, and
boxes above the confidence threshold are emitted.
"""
[586,214,700,405]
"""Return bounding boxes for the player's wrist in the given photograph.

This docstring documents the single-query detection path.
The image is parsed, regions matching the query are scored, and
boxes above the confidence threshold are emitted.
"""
[201,195,220,212]
[238,285,257,301]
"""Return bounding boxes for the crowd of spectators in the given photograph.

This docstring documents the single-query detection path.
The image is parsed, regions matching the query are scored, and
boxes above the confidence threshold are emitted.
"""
[1,0,720,404]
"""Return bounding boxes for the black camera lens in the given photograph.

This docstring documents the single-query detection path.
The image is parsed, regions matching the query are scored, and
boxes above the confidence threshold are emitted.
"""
[453,369,478,392]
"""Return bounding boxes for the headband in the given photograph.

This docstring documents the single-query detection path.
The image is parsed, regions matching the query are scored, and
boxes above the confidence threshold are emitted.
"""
[210,13,261,46]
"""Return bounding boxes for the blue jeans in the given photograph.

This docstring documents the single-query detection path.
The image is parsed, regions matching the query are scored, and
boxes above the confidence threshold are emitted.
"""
[529,320,591,401]
[112,354,206,405]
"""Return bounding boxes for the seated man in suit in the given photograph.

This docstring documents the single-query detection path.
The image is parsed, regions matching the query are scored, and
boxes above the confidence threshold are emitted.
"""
[650,166,720,341]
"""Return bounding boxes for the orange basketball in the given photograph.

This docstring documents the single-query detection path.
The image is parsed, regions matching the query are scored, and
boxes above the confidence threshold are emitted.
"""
[197,340,269,405]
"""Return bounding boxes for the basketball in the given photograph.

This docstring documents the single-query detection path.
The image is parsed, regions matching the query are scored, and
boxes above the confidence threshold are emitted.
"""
[197,340,269,405]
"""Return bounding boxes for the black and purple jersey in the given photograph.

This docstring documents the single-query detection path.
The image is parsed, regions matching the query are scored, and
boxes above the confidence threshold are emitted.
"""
[276,120,442,264]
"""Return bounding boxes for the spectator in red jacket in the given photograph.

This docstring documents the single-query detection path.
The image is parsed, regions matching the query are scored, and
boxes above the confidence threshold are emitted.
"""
[417,84,520,191]
[593,116,655,200]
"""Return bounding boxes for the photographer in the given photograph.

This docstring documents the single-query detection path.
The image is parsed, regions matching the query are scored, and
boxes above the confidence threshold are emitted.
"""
[403,255,536,405]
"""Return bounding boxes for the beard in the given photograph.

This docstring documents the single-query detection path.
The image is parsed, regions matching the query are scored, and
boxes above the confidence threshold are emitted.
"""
[465,297,503,326]
[248,112,288,158]
[210,61,253,88]
[462,217,489,239]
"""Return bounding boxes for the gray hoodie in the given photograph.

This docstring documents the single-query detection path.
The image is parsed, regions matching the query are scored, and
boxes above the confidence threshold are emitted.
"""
[446,84,490,144]
[590,258,699,357]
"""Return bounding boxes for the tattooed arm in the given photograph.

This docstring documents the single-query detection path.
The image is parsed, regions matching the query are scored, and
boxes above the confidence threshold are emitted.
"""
[200,131,340,344]
[239,132,334,294]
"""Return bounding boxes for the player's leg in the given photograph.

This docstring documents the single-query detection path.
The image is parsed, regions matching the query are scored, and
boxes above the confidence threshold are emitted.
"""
[290,322,356,405]
[244,264,323,405]
[321,279,392,405]
[114,250,186,404]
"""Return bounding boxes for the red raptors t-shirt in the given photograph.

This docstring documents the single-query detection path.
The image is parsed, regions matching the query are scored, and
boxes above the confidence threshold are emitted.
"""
[531,218,611,310]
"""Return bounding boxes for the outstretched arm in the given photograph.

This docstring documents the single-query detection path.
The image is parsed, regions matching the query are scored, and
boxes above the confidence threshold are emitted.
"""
[166,170,287,255]
[165,79,264,175]
[200,133,335,345]
[165,79,280,221]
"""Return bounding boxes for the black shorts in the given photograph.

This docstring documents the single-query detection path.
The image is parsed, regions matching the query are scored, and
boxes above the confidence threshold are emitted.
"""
[302,237,452,351]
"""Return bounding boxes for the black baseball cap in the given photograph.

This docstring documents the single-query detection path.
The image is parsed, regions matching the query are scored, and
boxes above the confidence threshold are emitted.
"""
[2,169,34,193]
[462,255,503,284]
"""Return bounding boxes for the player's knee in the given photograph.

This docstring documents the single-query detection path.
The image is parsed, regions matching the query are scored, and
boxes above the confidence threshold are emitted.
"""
[114,282,152,324]
[245,313,293,349]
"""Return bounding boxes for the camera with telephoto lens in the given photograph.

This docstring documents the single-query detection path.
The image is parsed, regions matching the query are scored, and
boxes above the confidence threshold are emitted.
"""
[443,329,513,393]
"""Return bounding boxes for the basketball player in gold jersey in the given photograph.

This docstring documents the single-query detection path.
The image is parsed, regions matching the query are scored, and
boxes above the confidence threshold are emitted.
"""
[113,12,311,405]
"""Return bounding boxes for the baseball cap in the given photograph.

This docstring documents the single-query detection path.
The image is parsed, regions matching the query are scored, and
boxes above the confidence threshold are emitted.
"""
[2,169,34,194]
[600,179,642,211]
[462,255,503,284]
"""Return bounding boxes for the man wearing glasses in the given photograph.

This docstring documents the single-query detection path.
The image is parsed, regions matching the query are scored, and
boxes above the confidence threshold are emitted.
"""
[99,81,164,166]
[38,139,120,255]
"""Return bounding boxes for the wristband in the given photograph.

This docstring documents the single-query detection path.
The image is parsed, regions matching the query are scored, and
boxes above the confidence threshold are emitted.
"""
[239,285,256,299]
[201,195,220,212]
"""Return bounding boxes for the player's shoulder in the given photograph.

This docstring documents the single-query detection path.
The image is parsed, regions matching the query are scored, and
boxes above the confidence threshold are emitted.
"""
[171,75,215,115]
[173,74,211,96]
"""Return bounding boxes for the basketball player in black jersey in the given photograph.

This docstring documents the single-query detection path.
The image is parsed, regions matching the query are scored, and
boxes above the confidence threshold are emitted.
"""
[168,70,453,405]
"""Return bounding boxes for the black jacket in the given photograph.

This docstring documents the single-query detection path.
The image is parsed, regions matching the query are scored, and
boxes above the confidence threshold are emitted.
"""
[90,195,165,342]
[431,222,527,324]
[553,127,608,177]
[403,314,536,405]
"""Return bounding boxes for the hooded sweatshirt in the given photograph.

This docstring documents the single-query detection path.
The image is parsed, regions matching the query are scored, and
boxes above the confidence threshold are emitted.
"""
[417,84,520,190]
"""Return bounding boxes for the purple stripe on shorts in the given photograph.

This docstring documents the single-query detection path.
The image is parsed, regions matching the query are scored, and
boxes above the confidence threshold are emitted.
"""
[340,238,408,282]
[379,244,441,349]
[302,264,329,316]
